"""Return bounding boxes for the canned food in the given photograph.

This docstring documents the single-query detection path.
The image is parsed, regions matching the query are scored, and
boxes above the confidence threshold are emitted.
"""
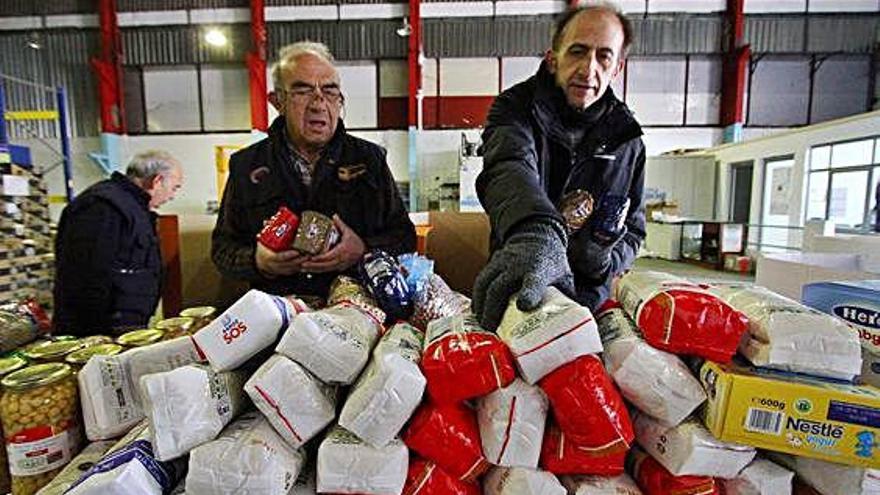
[257,206,300,252]
[22,341,83,364]
[64,344,123,369]
[116,329,164,348]
[154,317,195,340]
[292,211,339,255]
[179,307,216,331]
[0,363,81,495]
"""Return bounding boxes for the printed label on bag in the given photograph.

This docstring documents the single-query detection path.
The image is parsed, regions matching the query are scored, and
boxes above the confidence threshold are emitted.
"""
[6,426,73,475]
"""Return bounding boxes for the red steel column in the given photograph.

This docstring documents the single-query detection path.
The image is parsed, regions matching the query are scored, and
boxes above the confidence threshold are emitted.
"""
[407,0,422,128]
[248,0,269,132]
[721,0,749,143]
[93,0,125,134]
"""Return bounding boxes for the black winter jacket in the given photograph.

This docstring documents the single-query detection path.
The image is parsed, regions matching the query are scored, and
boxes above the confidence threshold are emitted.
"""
[54,172,162,335]
[212,116,416,298]
[477,63,646,310]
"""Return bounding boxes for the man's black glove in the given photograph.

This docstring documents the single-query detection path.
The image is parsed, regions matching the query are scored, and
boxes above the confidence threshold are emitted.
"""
[472,220,575,331]
[569,194,630,280]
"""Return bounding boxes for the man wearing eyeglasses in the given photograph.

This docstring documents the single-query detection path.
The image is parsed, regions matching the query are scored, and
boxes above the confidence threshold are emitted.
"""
[212,41,416,299]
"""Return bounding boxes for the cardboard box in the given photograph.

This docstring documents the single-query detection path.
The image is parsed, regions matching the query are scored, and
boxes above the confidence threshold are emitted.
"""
[423,211,489,297]
[698,359,880,469]
[756,253,880,301]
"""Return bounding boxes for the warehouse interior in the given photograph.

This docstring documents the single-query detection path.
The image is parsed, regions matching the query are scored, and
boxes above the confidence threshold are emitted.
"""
[0,0,879,493]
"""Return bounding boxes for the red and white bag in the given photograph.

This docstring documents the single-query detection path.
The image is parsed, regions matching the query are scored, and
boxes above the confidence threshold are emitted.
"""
[477,378,548,468]
[539,355,633,452]
[482,467,566,495]
[615,271,749,363]
[422,314,516,404]
[497,287,603,384]
[540,422,628,476]
[628,447,719,495]
[402,458,480,495]
[402,401,489,483]
[560,474,643,495]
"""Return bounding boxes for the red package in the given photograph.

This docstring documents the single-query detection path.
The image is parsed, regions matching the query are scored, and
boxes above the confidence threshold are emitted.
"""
[402,401,489,483]
[257,206,300,252]
[540,421,627,475]
[539,354,634,448]
[616,272,749,363]
[421,314,516,404]
[402,457,481,495]
[629,447,719,495]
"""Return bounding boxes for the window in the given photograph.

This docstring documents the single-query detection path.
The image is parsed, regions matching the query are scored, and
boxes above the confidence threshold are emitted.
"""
[810,56,870,124]
[747,56,810,126]
[806,137,880,232]
[143,66,201,132]
[627,56,686,125]
[337,61,378,129]
[686,56,722,125]
[760,156,794,249]
[200,66,250,132]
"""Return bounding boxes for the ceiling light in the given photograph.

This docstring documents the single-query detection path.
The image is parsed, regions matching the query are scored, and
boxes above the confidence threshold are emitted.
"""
[204,29,227,47]
[26,32,42,50]
[396,17,412,38]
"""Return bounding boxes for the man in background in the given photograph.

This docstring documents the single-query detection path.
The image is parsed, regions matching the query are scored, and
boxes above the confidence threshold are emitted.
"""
[54,150,184,336]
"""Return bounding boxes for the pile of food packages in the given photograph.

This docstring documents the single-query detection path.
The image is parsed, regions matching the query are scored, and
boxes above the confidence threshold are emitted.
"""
[0,251,876,495]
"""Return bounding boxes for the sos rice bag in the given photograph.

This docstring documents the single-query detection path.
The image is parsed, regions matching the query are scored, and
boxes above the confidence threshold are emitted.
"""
[422,314,516,404]
[402,458,480,495]
[615,271,749,362]
[339,322,426,447]
[316,425,408,495]
[193,289,309,372]
[477,378,548,468]
[597,303,705,426]
[497,287,603,384]
[402,401,489,483]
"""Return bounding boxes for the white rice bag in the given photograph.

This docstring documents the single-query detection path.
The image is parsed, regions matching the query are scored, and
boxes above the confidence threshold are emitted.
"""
[633,414,756,478]
[722,458,793,495]
[64,423,187,495]
[772,453,880,495]
[477,378,548,468]
[244,354,337,449]
[35,440,115,495]
[316,425,408,495]
[597,305,706,426]
[194,289,309,371]
[78,336,205,441]
[497,287,602,384]
[186,411,306,495]
[79,354,143,441]
[140,364,248,461]
[339,322,426,447]
[560,474,643,494]
[276,302,383,384]
[710,284,862,380]
[483,467,565,495]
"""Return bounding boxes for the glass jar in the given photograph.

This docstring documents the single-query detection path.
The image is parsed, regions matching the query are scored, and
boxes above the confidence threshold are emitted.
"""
[0,363,81,495]
[76,335,113,348]
[115,329,164,348]
[0,355,28,493]
[179,307,216,331]
[22,341,82,364]
[154,317,195,340]
[64,344,123,371]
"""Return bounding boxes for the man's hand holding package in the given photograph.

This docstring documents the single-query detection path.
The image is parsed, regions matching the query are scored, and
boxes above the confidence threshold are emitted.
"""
[472,220,575,331]
[301,214,366,273]
[255,242,310,278]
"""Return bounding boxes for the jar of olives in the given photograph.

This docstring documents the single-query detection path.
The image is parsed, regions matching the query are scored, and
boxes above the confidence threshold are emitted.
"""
[0,354,28,494]
[116,329,164,348]
[179,306,216,331]
[22,341,83,364]
[64,344,123,371]
[1,363,81,495]
[76,335,113,348]
[154,316,195,340]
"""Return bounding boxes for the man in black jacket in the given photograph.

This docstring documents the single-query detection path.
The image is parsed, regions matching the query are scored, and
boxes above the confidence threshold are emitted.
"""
[473,4,646,330]
[212,41,415,298]
[54,150,184,336]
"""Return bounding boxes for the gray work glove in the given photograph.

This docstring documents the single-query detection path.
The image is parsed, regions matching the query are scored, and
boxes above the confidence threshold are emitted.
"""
[569,194,630,280]
[472,220,575,332]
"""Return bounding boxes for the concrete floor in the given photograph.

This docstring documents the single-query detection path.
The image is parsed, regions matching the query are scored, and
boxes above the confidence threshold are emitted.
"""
[634,257,755,283]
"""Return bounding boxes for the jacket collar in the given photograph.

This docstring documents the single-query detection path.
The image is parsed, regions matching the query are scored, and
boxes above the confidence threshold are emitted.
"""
[531,61,643,153]
[110,172,151,210]
[268,115,347,169]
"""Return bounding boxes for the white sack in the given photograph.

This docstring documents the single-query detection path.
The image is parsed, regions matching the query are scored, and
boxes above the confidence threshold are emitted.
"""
[597,306,705,426]
[193,289,308,372]
[483,467,565,495]
[497,287,602,384]
[35,441,115,495]
[339,322,426,447]
[560,474,643,494]
[140,364,248,461]
[722,458,793,495]
[276,303,382,384]
[774,454,880,495]
[634,414,756,478]
[316,425,408,495]
[477,378,548,468]
[244,354,337,449]
[126,336,205,399]
[186,411,306,495]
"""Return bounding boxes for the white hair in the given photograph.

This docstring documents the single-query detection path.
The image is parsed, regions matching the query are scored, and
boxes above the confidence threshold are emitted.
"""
[125,150,178,180]
[271,41,336,92]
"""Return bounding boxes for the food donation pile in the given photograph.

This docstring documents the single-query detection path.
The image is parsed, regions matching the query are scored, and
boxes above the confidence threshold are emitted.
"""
[0,256,876,495]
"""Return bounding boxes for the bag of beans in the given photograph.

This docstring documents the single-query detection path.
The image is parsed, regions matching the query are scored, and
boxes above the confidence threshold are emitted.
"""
[477,379,548,468]
[316,425,408,495]
[403,401,489,483]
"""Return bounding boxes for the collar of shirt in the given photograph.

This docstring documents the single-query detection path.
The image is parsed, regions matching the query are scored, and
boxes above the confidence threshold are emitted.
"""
[284,136,315,187]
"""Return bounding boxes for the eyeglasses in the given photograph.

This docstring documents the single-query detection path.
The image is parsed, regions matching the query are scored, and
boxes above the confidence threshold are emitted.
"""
[286,83,344,104]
